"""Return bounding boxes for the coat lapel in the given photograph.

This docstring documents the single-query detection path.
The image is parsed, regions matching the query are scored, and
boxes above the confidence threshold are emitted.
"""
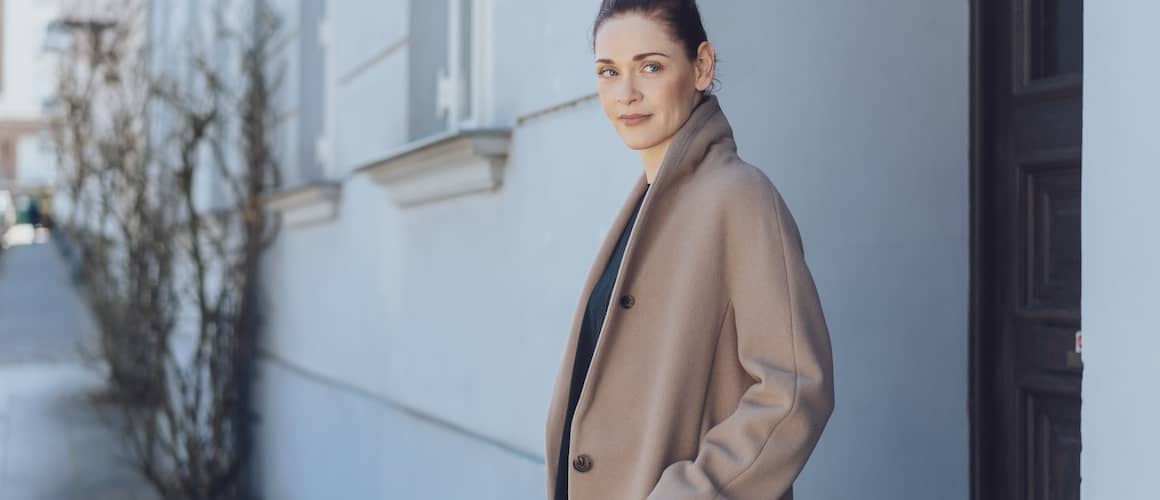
[572,96,732,419]
[545,173,647,480]
[546,95,734,488]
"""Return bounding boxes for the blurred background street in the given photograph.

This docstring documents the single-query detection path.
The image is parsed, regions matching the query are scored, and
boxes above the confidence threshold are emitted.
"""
[0,226,157,500]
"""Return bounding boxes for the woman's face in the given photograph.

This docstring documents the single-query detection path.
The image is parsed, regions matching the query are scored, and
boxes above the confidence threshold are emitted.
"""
[594,13,713,152]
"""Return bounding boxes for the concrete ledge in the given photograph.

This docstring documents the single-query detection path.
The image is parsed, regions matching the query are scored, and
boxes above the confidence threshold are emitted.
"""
[265,181,342,228]
[357,128,511,208]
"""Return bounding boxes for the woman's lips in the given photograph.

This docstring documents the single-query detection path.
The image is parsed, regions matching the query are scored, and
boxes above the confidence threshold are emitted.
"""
[620,114,652,126]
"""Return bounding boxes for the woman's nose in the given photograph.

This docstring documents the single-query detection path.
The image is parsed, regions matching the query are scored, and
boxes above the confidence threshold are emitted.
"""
[615,76,640,105]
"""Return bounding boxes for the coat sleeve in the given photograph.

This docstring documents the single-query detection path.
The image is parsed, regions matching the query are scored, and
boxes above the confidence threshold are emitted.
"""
[646,171,835,500]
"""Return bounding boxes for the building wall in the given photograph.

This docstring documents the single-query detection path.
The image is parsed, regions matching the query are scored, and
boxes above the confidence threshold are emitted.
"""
[329,0,408,175]
[0,0,57,190]
[492,0,602,122]
[249,1,971,499]
[0,0,56,118]
[1081,2,1160,499]
[706,2,970,497]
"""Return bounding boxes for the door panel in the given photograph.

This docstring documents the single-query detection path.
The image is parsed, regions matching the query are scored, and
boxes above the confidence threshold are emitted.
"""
[976,0,1083,498]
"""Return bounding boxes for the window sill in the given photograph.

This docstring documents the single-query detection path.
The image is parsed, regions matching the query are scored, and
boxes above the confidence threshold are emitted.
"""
[357,128,512,208]
[265,181,342,228]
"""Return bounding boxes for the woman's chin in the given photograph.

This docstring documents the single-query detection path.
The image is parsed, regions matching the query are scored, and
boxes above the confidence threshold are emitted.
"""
[618,133,661,151]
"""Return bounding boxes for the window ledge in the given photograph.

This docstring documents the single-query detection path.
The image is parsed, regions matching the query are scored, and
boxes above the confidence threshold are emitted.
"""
[265,181,342,227]
[357,128,512,208]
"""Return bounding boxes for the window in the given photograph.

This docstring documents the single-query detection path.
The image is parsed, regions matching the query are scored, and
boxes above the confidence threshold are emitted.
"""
[265,0,327,186]
[360,0,508,208]
[437,0,494,130]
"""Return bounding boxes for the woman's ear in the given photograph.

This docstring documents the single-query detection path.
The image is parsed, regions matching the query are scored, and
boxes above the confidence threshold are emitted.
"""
[694,41,716,93]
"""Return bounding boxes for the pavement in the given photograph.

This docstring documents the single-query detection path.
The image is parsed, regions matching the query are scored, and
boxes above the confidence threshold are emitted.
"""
[0,225,159,500]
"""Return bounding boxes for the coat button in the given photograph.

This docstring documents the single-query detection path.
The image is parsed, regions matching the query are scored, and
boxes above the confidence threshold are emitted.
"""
[618,294,635,309]
[572,454,594,473]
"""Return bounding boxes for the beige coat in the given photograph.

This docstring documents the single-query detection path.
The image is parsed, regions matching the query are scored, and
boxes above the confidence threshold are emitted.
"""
[544,95,835,500]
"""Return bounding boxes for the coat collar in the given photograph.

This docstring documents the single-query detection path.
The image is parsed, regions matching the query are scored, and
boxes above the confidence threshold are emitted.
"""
[641,93,736,195]
[612,94,738,248]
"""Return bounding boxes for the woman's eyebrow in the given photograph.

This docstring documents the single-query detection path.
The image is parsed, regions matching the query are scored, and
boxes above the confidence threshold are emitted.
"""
[594,52,670,64]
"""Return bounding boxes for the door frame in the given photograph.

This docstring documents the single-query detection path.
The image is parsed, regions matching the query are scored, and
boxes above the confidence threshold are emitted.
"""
[968,0,995,498]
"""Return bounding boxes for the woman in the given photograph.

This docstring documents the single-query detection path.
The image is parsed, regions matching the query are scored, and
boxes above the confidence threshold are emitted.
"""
[544,1,835,499]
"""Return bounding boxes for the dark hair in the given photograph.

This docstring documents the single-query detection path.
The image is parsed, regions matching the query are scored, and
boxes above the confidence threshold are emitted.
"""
[591,0,720,94]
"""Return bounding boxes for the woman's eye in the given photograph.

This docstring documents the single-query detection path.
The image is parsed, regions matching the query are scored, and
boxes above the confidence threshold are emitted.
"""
[643,63,662,73]
[599,68,618,78]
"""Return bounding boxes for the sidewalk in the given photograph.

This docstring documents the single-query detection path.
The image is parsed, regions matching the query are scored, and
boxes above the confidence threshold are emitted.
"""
[0,226,159,500]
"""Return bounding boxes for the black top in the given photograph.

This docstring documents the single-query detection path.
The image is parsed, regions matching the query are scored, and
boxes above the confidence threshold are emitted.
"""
[555,186,648,500]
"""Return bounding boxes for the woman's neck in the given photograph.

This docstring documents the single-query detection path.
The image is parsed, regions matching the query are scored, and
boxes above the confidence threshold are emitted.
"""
[641,136,673,185]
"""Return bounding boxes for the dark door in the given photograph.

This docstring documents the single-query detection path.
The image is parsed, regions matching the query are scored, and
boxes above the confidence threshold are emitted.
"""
[974,0,1083,499]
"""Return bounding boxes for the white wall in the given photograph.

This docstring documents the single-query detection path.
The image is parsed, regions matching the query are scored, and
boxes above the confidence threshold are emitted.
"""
[253,1,971,499]
[253,355,545,500]
[492,0,600,122]
[330,0,409,174]
[0,0,57,192]
[253,0,645,494]
[705,2,970,498]
[0,0,57,118]
[1081,2,1160,499]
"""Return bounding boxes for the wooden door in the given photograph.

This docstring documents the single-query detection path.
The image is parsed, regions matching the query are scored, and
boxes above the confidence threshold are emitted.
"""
[974,0,1083,499]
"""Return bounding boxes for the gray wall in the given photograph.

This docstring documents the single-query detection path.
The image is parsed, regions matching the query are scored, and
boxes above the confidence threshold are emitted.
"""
[702,2,970,498]
[1081,2,1160,498]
